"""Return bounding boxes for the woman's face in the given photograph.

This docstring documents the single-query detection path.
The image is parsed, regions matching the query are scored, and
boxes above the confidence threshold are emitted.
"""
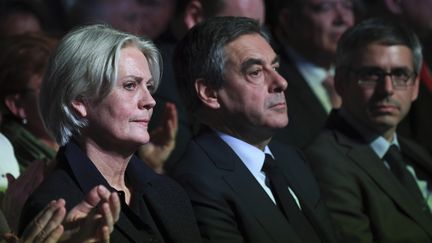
[77,46,156,151]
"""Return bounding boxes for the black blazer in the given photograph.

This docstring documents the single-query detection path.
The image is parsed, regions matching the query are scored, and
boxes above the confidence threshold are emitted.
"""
[20,141,202,243]
[170,129,339,243]
[272,44,328,148]
[305,111,432,243]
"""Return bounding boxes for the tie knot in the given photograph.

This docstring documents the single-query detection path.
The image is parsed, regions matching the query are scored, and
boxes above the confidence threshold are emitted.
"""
[262,154,277,173]
[385,144,403,160]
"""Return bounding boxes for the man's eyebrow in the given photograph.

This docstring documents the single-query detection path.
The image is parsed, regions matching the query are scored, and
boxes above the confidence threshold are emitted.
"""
[240,56,280,72]
[241,58,264,73]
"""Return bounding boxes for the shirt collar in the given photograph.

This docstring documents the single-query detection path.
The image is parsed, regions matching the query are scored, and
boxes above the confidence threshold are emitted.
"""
[285,47,334,85]
[216,131,273,175]
[338,109,400,159]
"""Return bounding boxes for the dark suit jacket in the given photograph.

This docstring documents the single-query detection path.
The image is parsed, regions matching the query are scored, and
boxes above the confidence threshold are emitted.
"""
[399,81,432,156]
[152,40,193,172]
[20,141,201,243]
[170,129,339,243]
[271,43,328,148]
[305,111,432,243]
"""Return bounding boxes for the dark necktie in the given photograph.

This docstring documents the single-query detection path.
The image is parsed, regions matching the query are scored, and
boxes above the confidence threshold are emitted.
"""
[262,154,321,243]
[384,145,425,204]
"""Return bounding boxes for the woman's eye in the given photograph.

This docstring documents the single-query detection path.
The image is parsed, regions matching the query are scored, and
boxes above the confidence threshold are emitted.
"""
[147,83,155,93]
[124,81,137,90]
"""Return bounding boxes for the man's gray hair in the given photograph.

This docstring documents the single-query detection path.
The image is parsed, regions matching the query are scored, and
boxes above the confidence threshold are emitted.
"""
[336,18,423,73]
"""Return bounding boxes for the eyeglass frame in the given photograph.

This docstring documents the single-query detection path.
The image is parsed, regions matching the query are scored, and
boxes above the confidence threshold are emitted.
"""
[342,66,417,90]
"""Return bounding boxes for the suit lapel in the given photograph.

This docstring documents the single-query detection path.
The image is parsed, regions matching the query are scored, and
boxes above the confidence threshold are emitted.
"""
[196,131,301,243]
[271,144,337,243]
[329,112,432,237]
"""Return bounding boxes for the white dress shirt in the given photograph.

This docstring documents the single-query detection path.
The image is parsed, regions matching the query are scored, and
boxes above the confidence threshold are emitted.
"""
[217,131,301,208]
[285,47,335,113]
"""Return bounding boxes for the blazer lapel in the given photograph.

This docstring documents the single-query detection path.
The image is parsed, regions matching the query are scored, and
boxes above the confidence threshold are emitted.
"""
[196,131,301,243]
[271,144,337,243]
[330,113,432,237]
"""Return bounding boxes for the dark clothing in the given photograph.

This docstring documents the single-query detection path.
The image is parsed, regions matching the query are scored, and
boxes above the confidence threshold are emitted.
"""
[170,128,339,243]
[151,40,192,172]
[1,117,55,171]
[271,43,328,148]
[20,141,202,243]
[399,78,432,156]
[305,111,432,243]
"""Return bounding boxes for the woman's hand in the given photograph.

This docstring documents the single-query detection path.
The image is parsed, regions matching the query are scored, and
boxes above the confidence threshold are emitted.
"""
[139,102,178,174]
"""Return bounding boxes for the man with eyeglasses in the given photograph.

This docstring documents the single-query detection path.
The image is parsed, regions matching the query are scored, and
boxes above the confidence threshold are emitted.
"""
[305,18,432,242]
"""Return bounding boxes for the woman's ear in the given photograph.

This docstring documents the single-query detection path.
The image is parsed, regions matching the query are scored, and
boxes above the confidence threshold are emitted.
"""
[195,79,220,109]
[4,94,26,119]
[71,98,88,118]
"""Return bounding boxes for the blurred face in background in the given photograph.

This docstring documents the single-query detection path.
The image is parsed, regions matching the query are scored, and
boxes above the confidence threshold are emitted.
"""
[395,0,432,37]
[283,0,355,57]
[96,0,176,39]
[216,0,265,25]
[0,12,42,37]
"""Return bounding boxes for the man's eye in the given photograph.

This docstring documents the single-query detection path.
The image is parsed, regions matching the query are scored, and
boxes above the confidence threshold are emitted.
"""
[392,69,409,79]
[249,69,262,77]
[359,70,381,81]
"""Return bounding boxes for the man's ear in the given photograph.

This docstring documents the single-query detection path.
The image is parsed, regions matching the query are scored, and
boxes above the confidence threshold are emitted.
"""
[411,75,420,102]
[383,0,403,14]
[4,94,26,119]
[184,0,204,30]
[195,79,220,109]
[71,98,88,118]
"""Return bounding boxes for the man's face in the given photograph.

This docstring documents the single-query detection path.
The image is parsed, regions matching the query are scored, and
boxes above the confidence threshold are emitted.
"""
[216,34,288,139]
[217,0,265,25]
[338,43,419,137]
[292,0,355,55]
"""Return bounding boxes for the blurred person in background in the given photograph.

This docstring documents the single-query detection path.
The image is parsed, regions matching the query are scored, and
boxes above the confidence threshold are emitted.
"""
[0,33,58,170]
[266,0,356,148]
[67,0,177,40]
[0,0,44,38]
[0,33,59,233]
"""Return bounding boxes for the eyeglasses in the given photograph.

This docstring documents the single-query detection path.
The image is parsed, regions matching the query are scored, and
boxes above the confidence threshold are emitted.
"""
[348,67,416,90]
